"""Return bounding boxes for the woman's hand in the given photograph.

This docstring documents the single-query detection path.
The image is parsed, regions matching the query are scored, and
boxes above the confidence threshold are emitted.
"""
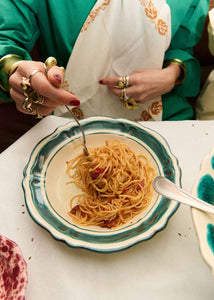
[99,64,182,104]
[9,60,80,116]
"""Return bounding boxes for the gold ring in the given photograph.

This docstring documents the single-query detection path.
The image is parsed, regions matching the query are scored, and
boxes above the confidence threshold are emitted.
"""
[43,63,48,75]
[44,57,57,71]
[29,69,43,83]
[20,77,30,91]
[116,78,126,89]
[124,96,139,110]
[22,97,34,113]
[116,75,130,89]
[123,75,130,87]
[27,90,44,104]
[60,66,65,75]
[44,57,64,80]
[22,97,43,118]
[120,88,126,100]
[21,77,44,105]
[35,113,43,119]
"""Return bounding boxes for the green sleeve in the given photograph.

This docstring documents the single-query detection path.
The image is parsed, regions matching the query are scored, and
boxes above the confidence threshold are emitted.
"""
[165,0,209,97]
[0,0,40,99]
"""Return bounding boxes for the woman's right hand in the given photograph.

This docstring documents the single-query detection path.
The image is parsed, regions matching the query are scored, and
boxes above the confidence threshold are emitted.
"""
[9,60,80,116]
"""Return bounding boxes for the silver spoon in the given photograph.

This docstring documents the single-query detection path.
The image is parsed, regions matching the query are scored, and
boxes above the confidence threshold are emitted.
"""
[153,176,214,214]
[65,105,89,156]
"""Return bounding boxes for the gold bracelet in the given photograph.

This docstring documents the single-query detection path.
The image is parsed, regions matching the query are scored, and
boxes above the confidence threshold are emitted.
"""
[164,58,186,85]
[0,54,23,92]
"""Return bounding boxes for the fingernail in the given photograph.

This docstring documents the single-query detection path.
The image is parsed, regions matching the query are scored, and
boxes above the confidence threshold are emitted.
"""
[99,80,104,84]
[69,98,80,106]
[54,74,62,84]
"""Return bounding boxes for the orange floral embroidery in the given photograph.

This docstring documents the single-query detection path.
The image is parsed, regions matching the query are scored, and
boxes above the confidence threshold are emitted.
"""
[81,0,111,32]
[157,19,168,36]
[138,0,168,36]
[140,110,152,121]
[150,100,162,115]
[62,80,69,91]
[138,100,162,121]
[62,80,77,99]
[144,1,157,20]
[71,107,84,120]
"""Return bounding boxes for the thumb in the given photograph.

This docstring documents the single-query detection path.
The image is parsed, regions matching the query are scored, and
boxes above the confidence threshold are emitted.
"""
[47,66,65,88]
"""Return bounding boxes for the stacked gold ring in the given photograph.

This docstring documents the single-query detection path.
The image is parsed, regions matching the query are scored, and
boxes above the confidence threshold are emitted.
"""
[22,57,59,118]
[116,75,130,89]
[116,75,138,110]
[21,68,46,118]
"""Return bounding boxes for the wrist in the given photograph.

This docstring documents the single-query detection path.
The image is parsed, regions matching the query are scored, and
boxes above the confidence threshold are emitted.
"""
[164,59,186,85]
[0,54,23,92]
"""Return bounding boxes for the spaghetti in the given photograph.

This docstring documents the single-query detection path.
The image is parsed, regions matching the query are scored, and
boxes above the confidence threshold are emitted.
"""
[66,140,155,229]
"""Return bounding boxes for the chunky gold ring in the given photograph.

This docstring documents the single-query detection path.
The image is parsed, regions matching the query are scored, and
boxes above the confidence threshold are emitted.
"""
[116,78,126,89]
[21,77,44,105]
[22,97,34,113]
[44,57,64,79]
[124,96,139,110]
[20,77,30,90]
[22,97,43,118]
[45,57,57,71]
[29,69,43,83]
[27,90,44,104]
[116,75,130,89]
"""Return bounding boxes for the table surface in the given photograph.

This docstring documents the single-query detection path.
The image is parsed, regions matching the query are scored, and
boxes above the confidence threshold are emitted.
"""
[1,116,214,300]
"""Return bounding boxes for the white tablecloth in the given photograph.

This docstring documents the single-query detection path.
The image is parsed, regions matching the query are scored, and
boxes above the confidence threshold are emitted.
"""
[0,116,214,300]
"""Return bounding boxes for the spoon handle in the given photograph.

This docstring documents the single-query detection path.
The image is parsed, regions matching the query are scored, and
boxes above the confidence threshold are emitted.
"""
[153,176,214,214]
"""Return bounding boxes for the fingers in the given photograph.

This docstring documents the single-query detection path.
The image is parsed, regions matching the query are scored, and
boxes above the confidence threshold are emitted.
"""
[99,71,160,105]
[9,60,80,117]
[99,76,132,87]
[28,65,79,107]
[30,74,79,106]
[99,75,137,101]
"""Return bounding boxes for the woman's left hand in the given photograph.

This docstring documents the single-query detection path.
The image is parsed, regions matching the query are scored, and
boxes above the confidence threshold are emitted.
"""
[99,64,181,104]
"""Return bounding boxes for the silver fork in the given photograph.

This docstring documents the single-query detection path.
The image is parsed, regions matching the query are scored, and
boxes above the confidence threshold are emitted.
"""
[65,105,89,156]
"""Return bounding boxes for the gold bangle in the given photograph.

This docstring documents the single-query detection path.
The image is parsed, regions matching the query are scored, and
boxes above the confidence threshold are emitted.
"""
[164,59,186,85]
[0,54,23,92]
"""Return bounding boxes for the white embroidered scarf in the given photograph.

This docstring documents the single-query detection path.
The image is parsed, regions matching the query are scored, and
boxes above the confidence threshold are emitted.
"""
[55,0,171,121]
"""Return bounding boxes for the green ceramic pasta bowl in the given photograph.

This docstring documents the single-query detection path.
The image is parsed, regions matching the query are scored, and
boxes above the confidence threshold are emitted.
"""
[22,116,181,252]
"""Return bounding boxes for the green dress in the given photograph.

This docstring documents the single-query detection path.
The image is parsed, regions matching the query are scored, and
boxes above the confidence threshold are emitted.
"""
[0,0,209,120]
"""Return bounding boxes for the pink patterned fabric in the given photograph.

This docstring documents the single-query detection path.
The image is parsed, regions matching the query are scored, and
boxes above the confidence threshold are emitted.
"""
[0,235,28,300]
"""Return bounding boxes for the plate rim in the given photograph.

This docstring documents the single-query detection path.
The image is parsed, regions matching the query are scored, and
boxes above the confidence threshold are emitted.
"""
[191,147,214,275]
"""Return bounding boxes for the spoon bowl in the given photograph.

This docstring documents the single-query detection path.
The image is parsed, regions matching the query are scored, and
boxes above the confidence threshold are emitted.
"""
[153,176,214,214]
